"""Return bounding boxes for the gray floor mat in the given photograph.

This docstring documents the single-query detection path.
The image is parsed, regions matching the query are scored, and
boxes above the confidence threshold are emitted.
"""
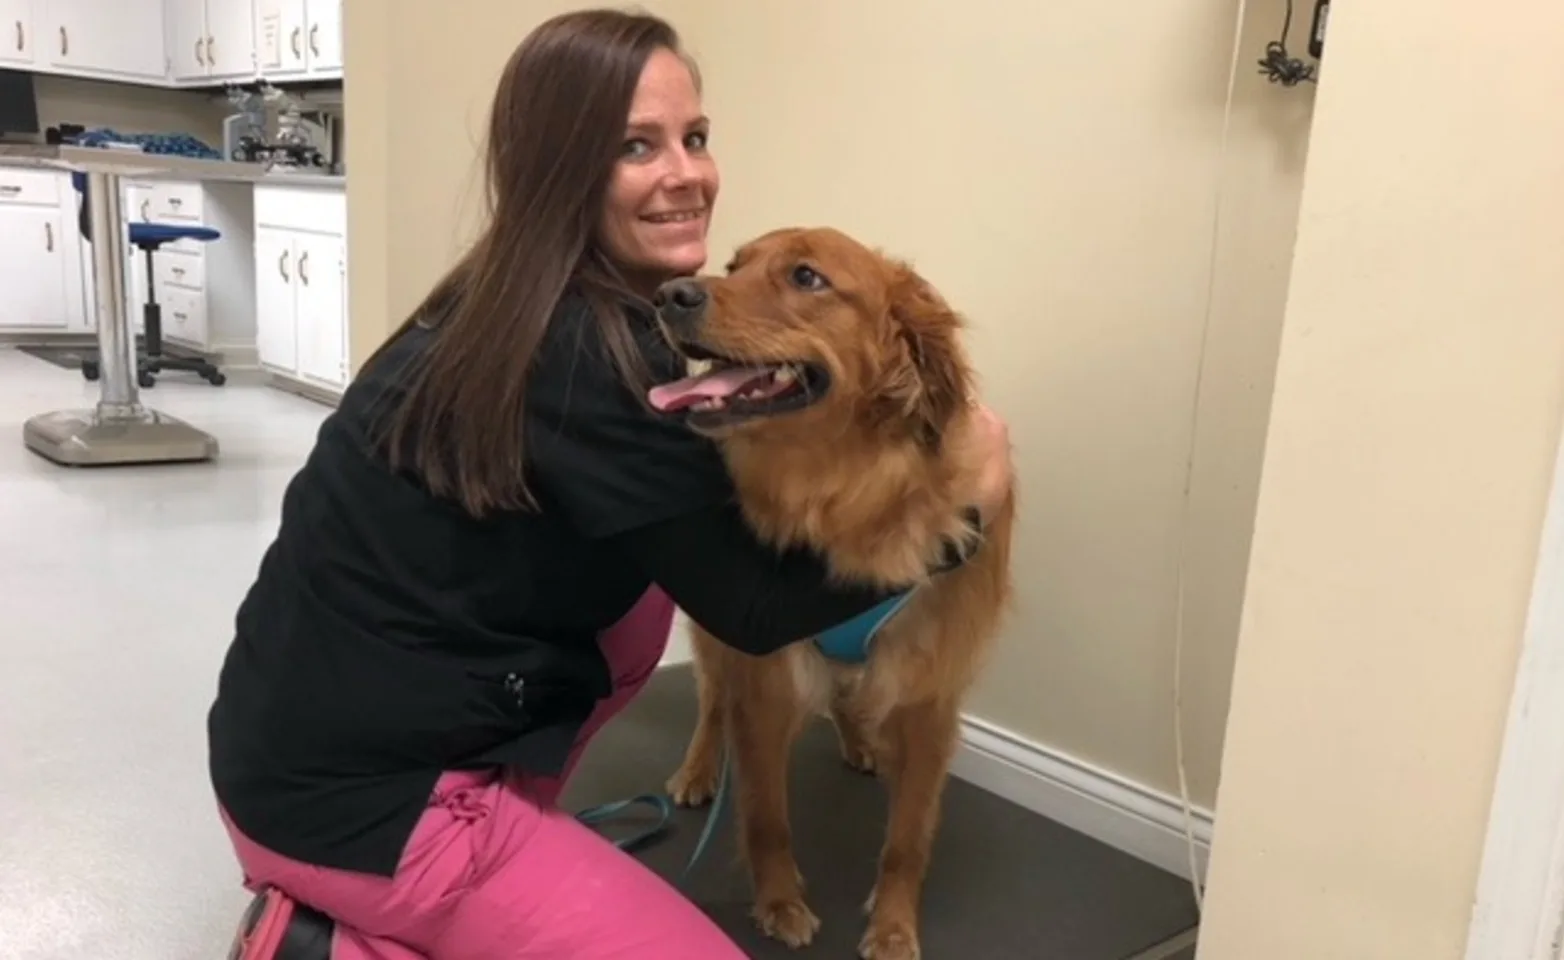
[562,665,1200,959]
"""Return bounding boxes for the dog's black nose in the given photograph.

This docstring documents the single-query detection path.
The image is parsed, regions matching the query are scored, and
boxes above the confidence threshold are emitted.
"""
[652,278,708,322]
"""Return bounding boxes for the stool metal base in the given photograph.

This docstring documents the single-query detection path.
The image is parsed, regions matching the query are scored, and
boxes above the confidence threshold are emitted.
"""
[22,407,219,466]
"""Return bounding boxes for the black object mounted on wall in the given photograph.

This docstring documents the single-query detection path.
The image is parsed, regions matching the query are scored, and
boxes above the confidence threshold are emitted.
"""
[1309,0,1330,60]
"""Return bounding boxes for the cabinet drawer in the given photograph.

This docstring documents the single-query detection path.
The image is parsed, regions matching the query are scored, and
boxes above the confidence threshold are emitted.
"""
[159,285,207,344]
[148,182,204,222]
[154,249,205,291]
[255,184,346,234]
[0,169,63,207]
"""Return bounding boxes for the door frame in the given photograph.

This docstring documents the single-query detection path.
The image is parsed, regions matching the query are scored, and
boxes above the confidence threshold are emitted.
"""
[1465,406,1564,960]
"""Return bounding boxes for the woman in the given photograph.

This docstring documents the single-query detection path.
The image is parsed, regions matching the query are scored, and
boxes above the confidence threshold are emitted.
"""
[212,9,1013,959]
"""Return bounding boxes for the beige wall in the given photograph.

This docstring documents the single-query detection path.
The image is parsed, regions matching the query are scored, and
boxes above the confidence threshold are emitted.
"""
[1198,0,1564,956]
[33,74,228,147]
[343,0,1313,809]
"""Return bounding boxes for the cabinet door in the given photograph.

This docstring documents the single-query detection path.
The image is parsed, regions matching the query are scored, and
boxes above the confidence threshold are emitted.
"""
[0,205,70,329]
[167,0,208,81]
[303,0,339,73]
[255,228,298,373]
[294,233,345,386]
[47,0,166,80]
[255,0,307,76]
[205,0,255,79]
[0,0,34,65]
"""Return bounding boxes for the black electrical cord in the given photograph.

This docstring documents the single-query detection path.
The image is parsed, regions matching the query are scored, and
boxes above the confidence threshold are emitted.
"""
[1258,0,1318,86]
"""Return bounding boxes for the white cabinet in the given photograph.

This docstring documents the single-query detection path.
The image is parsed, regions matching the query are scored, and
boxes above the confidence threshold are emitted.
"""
[254,184,348,391]
[255,0,339,80]
[0,0,35,66]
[0,168,84,332]
[46,0,167,81]
[257,226,343,385]
[7,0,339,87]
[0,206,71,329]
[169,0,256,83]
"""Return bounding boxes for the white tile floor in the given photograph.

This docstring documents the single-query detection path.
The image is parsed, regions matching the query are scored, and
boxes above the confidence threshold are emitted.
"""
[0,348,330,960]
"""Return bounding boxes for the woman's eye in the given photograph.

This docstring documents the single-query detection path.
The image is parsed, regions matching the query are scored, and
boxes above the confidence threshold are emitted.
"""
[685,130,709,151]
[789,264,829,291]
[621,139,651,159]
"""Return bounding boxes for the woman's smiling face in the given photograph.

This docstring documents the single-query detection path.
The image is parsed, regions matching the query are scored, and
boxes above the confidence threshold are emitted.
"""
[598,47,720,289]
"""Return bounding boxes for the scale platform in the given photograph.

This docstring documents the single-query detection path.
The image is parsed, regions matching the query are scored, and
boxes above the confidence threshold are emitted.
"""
[23,408,219,467]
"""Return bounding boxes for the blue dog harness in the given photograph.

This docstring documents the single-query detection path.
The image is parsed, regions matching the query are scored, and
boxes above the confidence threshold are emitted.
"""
[811,590,917,664]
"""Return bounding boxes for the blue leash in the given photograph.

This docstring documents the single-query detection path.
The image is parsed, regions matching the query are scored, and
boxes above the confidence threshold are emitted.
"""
[573,749,733,881]
[573,793,675,853]
[576,588,917,878]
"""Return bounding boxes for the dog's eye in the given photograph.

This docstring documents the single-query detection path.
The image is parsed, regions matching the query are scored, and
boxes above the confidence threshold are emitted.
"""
[789,264,829,291]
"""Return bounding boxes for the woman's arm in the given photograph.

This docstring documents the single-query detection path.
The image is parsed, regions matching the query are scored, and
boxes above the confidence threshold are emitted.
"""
[608,502,908,656]
[610,410,1006,656]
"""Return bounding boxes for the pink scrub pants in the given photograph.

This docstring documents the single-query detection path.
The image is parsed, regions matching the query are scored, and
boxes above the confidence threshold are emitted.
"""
[218,586,745,959]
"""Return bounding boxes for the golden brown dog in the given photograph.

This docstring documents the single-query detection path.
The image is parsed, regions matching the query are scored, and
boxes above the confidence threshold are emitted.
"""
[646,227,1015,960]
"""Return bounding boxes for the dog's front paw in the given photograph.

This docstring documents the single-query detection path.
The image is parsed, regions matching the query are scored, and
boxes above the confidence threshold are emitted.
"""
[665,763,719,808]
[859,921,920,960]
[753,897,821,948]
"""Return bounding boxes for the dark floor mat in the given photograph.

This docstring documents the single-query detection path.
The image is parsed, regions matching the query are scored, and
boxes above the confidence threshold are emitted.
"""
[16,343,93,370]
[16,340,206,371]
[561,666,1200,959]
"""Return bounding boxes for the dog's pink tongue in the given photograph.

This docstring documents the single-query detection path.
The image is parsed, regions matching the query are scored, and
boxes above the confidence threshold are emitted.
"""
[648,367,774,412]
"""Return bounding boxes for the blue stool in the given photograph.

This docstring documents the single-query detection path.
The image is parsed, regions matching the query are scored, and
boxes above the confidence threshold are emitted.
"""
[71,172,227,387]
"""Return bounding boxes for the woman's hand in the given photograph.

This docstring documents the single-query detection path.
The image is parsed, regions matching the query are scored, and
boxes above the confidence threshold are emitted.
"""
[969,403,1013,523]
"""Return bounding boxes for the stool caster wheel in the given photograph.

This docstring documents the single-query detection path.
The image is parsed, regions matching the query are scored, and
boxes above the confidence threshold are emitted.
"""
[207,371,227,386]
[137,371,155,389]
[81,360,99,381]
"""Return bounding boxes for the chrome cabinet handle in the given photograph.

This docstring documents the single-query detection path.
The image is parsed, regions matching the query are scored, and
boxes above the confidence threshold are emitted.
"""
[298,250,310,285]
[44,222,53,252]
[279,250,290,281]
[58,26,66,56]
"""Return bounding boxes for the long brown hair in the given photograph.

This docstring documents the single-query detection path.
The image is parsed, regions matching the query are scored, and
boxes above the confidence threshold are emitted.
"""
[367,9,689,516]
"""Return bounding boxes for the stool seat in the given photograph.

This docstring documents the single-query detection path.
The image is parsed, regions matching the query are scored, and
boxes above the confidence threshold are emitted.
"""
[129,222,221,248]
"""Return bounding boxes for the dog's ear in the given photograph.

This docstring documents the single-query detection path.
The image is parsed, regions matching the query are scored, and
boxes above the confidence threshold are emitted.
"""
[877,264,968,447]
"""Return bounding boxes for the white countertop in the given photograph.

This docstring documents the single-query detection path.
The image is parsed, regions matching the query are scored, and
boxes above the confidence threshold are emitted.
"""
[0,144,345,189]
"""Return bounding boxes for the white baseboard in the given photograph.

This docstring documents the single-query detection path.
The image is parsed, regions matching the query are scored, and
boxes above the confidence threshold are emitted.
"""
[213,342,259,368]
[951,716,1213,883]
[657,612,1211,881]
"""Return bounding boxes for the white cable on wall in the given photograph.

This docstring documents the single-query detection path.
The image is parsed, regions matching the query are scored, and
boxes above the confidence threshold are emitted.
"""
[1172,0,1251,915]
